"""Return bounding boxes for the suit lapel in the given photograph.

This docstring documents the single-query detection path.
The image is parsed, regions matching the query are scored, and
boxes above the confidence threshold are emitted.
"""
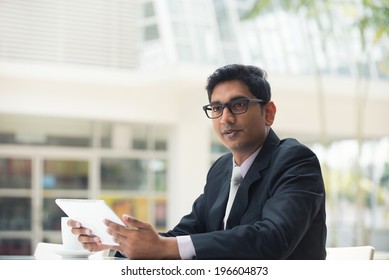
[208,166,232,231]
[225,128,280,229]
[225,169,262,229]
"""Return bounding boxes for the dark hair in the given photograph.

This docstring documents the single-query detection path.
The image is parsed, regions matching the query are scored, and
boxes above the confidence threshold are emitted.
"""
[205,64,271,102]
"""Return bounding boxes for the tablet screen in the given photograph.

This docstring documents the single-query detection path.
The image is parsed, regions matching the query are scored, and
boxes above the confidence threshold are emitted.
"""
[55,199,125,246]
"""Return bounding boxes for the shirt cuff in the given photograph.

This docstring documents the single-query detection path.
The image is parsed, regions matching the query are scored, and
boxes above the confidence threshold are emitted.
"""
[176,235,196,260]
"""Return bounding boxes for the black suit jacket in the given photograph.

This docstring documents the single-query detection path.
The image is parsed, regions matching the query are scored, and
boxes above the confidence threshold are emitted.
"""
[163,128,327,259]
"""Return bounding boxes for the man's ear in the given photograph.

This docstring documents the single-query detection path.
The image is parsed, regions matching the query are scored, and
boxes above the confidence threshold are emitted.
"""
[264,101,276,126]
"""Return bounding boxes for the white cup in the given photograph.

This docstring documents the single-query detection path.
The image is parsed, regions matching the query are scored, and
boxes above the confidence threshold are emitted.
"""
[61,217,85,251]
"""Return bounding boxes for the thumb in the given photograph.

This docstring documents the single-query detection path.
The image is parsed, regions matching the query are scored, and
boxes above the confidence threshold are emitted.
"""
[122,214,150,230]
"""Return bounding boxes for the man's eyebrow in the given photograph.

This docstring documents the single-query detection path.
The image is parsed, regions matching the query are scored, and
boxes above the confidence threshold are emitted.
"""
[230,96,249,101]
[210,96,248,104]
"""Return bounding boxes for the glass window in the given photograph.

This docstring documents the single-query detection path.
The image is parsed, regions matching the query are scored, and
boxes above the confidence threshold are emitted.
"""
[155,198,166,229]
[0,114,93,147]
[172,22,189,38]
[168,0,185,15]
[176,43,193,61]
[0,197,31,230]
[100,122,112,148]
[214,5,236,42]
[0,239,31,255]
[133,125,148,150]
[211,141,228,154]
[0,158,31,189]
[101,158,147,191]
[102,196,148,221]
[211,131,228,155]
[153,126,169,151]
[99,123,169,151]
[0,117,169,255]
[211,129,229,165]
[151,159,167,191]
[42,197,88,231]
[43,198,64,231]
[222,47,241,64]
[143,1,156,18]
[192,0,211,21]
[144,24,159,41]
[155,139,167,151]
[43,160,88,190]
[195,25,216,63]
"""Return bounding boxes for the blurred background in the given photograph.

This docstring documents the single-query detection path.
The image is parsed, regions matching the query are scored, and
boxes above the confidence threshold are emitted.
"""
[0,0,388,256]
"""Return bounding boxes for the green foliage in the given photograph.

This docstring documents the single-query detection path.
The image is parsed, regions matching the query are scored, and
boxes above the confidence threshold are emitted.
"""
[241,0,273,19]
[358,0,389,43]
[244,0,389,43]
[380,163,389,189]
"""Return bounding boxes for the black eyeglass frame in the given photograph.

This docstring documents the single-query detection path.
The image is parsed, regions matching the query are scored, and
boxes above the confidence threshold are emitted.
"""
[202,98,266,119]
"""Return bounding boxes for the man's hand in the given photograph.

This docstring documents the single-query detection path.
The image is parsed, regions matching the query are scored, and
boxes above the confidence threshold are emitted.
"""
[105,214,180,259]
[67,219,112,252]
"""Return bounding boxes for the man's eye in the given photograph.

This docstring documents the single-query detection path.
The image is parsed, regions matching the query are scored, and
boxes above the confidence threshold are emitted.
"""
[232,102,245,109]
[211,105,223,112]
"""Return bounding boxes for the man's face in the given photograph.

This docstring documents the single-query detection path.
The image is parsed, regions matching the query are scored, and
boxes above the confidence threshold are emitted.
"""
[211,80,275,164]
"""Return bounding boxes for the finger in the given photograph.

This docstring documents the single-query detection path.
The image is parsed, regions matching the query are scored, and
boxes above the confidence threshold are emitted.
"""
[122,214,150,230]
[110,245,121,252]
[71,226,93,236]
[104,219,126,231]
[110,231,129,245]
[67,219,93,235]
[78,234,102,246]
[67,219,81,228]
[83,243,111,253]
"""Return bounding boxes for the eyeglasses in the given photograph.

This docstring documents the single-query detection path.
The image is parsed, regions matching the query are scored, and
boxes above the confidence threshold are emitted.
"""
[202,98,266,119]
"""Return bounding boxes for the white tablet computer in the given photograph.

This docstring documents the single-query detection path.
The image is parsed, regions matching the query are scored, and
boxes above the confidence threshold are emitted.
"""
[55,198,125,246]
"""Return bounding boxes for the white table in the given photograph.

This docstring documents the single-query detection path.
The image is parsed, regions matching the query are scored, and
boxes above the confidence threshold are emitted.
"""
[34,242,113,260]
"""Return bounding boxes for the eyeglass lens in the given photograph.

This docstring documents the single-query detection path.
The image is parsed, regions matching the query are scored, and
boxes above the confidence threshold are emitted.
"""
[208,99,249,118]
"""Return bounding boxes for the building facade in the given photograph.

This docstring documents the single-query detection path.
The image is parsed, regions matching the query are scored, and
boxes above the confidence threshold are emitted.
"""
[0,0,388,254]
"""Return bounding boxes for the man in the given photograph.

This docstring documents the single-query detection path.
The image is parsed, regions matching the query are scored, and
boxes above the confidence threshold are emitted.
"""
[69,64,327,259]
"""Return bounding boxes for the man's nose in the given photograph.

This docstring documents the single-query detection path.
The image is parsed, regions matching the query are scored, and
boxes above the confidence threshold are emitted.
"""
[219,106,235,123]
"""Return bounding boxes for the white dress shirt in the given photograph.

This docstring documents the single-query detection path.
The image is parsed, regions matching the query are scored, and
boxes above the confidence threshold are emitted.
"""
[176,148,261,259]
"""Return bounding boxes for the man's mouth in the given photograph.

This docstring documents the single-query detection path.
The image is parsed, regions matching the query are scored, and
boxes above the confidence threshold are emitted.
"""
[222,129,241,139]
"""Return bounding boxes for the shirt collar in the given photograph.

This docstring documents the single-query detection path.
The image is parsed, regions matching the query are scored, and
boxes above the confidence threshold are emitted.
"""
[233,147,261,178]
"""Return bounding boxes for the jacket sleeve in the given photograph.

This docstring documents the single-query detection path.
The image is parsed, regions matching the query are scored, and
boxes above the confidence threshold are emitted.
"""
[190,143,326,259]
[162,193,207,237]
